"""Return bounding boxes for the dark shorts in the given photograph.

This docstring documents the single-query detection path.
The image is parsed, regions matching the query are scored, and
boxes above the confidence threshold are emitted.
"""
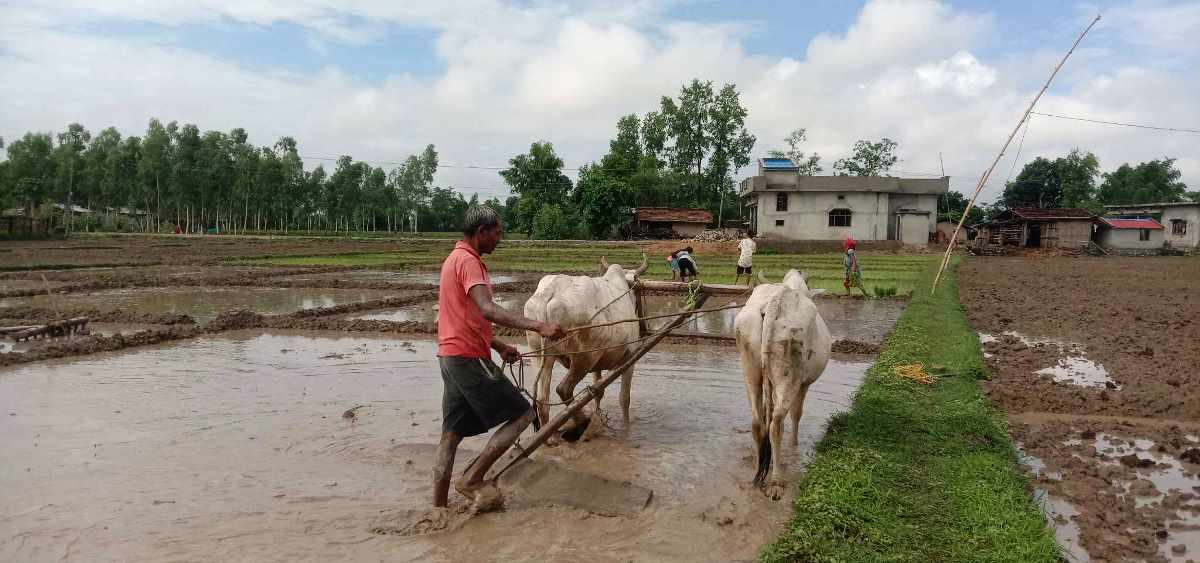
[736,265,752,275]
[440,356,530,438]
[678,257,698,277]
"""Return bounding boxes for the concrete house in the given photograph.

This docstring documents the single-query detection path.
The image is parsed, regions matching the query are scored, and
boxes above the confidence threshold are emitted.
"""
[1104,202,1200,250]
[1096,217,1164,252]
[738,158,948,246]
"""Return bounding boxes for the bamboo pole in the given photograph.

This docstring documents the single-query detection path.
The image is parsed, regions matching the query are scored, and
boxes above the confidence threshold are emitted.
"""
[492,293,712,480]
[931,14,1101,294]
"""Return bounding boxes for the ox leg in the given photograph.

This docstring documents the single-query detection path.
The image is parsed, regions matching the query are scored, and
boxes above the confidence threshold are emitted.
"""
[534,357,556,444]
[764,381,799,500]
[619,368,633,422]
[583,370,605,440]
[556,365,592,443]
[737,338,766,452]
[789,383,810,447]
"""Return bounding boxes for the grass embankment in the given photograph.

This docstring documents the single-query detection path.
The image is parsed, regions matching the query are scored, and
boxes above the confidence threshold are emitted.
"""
[248,245,933,295]
[761,258,1058,562]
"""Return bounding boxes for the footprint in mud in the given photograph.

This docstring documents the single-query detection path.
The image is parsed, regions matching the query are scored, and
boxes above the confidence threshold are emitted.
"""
[370,506,475,537]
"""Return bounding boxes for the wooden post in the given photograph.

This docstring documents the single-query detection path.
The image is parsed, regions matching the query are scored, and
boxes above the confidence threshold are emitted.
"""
[493,293,713,480]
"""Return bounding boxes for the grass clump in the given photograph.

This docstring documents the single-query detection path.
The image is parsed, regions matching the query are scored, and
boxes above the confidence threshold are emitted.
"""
[759,257,1058,563]
[872,285,898,299]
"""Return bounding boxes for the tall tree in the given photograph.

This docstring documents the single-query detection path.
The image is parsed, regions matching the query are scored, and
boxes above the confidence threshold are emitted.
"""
[53,123,91,231]
[1004,149,1100,209]
[4,132,56,217]
[499,141,572,233]
[766,128,822,175]
[1097,158,1188,205]
[833,138,897,176]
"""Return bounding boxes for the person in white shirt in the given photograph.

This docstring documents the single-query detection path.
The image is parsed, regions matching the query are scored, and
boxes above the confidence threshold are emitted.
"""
[735,232,756,284]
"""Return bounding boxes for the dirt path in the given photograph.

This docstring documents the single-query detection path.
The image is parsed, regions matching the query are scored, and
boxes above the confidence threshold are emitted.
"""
[960,257,1200,562]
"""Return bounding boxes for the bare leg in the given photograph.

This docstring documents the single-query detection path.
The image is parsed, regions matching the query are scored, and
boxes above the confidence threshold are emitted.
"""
[455,408,534,495]
[432,431,462,507]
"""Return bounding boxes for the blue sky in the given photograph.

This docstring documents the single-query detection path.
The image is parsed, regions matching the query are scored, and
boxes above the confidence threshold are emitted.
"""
[2,1,1197,201]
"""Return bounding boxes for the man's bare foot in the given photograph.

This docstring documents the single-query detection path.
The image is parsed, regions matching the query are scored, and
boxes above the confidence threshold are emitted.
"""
[454,479,503,512]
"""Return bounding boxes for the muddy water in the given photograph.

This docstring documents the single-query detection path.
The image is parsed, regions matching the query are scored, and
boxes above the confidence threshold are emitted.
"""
[348,294,528,324]
[0,287,400,324]
[0,332,871,562]
[349,296,904,344]
[275,270,529,286]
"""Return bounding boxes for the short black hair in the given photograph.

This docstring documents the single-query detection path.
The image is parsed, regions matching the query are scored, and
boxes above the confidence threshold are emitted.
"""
[462,205,501,237]
[685,246,694,252]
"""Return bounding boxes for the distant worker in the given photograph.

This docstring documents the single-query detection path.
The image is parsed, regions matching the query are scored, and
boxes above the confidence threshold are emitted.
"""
[671,246,699,282]
[735,232,756,284]
[667,254,680,280]
[432,206,566,510]
[843,237,869,298]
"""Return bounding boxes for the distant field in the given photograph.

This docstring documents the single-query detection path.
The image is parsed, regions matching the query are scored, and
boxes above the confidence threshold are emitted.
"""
[245,243,935,295]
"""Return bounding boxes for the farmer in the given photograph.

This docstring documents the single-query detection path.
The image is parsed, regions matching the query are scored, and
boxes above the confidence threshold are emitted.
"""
[843,237,869,297]
[432,205,566,509]
[671,246,699,282]
[666,254,680,280]
[735,232,756,284]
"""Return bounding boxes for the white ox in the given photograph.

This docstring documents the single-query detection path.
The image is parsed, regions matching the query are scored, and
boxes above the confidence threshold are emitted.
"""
[733,269,831,499]
[523,255,648,442]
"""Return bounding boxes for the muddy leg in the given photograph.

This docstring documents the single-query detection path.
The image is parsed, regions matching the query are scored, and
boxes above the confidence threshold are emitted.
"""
[583,370,605,440]
[455,408,534,499]
[789,383,811,447]
[765,391,797,500]
[556,365,591,442]
[534,357,554,431]
[619,368,633,422]
[738,339,765,448]
[433,431,462,507]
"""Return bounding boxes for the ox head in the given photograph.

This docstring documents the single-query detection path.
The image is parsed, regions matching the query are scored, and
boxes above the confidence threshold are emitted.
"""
[780,269,825,298]
[599,253,649,284]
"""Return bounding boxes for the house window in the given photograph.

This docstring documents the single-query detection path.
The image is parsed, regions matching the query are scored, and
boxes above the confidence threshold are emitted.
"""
[1139,229,1151,241]
[1172,220,1187,236]
[775,219,785,227]
[828,208,852,227]
[837,194,845,200]
[775,192,788,212]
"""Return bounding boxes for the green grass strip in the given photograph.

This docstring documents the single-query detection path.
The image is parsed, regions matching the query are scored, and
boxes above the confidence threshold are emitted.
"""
[760,257,1059,563]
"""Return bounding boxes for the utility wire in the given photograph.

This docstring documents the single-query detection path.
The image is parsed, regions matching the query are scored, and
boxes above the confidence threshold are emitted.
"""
[1030,111,1200,134]
[1004,114,1033,185]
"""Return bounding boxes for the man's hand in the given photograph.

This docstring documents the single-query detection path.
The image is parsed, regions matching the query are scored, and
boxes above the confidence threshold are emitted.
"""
[497,343,522,365]
[538,322,566,341]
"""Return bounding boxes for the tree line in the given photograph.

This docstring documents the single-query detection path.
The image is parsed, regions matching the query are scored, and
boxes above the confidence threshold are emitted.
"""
[0,120,476,234]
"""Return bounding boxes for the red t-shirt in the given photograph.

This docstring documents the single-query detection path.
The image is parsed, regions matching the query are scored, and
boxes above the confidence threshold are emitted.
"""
[437,241,493,358]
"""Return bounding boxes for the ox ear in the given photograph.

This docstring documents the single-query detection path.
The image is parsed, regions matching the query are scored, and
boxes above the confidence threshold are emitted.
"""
[632,253,648,276]
[600,256,610,273]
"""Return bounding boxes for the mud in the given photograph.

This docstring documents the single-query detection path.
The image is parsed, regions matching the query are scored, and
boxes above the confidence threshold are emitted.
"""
[0,332,873,561]
[960,257,1200,561]
[0,306,196,326]
[0,325,198,367]
[1,286,409,325]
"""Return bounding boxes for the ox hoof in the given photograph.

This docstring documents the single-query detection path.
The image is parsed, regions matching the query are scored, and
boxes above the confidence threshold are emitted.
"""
[763,482,787,501]
[560,418,590,443]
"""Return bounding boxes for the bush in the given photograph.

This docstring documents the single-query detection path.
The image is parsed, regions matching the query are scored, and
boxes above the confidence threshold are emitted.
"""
[873,285,898,299]
[531,204,581,240]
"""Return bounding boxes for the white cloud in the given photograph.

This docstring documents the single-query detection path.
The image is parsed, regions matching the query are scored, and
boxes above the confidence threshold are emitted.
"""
[1,0,1197,202]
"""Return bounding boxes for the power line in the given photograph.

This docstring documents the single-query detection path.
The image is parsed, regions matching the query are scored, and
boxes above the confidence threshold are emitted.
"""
[1030,111,1200,134]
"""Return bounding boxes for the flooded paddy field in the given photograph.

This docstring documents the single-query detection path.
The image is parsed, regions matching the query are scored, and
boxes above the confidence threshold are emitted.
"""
[961,257,1200,562]
[0,332,874,562]
[273,270,534,287]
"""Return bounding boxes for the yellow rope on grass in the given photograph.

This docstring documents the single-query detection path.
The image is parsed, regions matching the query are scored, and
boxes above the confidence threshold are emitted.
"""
[894,363,936,385]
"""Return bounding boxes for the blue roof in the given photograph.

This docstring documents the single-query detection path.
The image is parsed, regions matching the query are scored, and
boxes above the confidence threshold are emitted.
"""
[761,158,797,169]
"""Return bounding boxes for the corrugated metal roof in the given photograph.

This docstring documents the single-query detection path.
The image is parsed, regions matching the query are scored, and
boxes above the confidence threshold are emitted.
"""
[634,207,713,223]
[1101,217,1164,230]
[1010,208,1094,220]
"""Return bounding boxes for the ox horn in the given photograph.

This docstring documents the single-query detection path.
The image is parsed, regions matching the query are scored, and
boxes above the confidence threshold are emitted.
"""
[757,271,770,285]
[600,256,610,273]
[632,253,648,276]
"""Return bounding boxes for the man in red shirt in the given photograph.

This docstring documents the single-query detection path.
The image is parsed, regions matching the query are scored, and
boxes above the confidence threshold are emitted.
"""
[432,205,565,509]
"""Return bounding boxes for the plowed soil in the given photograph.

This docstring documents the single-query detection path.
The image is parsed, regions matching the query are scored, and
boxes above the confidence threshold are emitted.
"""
[960,257,1200,562]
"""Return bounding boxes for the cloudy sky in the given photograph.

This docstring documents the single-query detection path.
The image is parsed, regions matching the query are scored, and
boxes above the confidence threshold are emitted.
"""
[2,0,1197,203]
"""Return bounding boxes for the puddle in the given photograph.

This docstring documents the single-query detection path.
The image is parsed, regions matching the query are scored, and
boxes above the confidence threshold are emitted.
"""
[274,270,527,286]
[0,287,400,324]
[1019,447,1090,561]
[0,332,871,561]
[1036,357,1117,390]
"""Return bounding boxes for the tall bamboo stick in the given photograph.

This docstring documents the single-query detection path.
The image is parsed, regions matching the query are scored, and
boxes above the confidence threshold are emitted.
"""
[931,14,1102,293]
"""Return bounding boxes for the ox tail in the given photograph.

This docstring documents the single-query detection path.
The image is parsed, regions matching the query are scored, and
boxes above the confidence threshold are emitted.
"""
[754,292,788,488]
